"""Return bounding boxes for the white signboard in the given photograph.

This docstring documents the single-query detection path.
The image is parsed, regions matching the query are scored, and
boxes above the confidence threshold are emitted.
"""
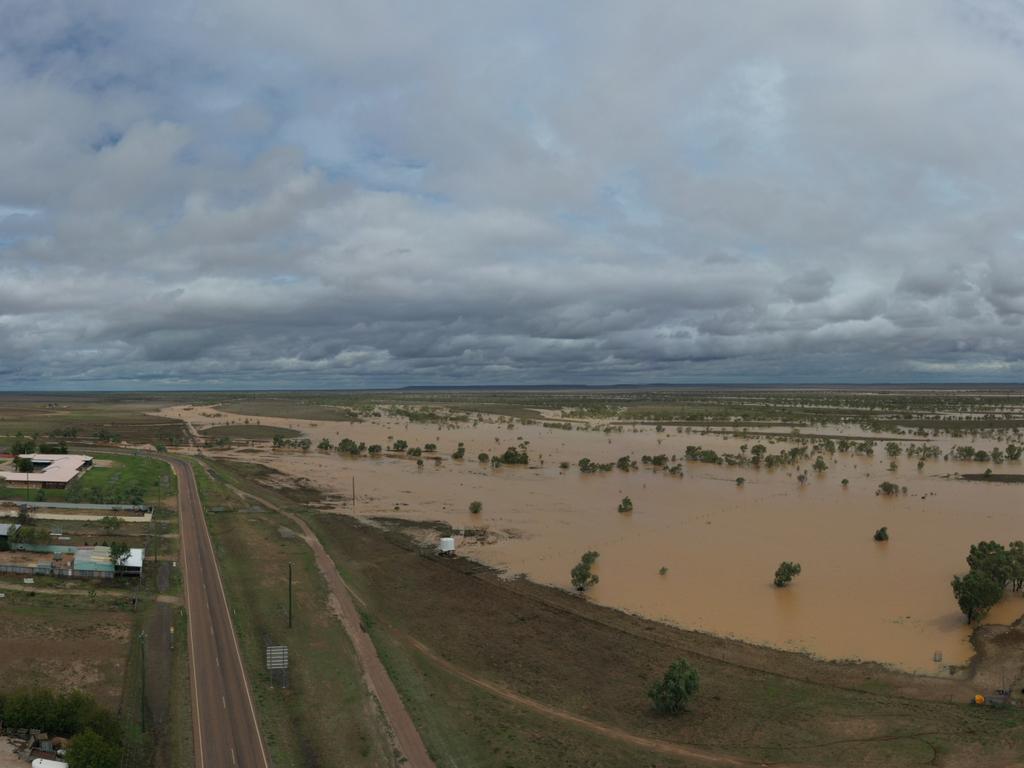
[266,645,289,670]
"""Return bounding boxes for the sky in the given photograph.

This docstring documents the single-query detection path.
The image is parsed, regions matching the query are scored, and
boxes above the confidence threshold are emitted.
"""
[1,1,1024,389]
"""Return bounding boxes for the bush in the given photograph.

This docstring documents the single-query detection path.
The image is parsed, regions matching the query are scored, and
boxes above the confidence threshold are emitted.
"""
[477,452,489,462]
[873,526,889,541]
[648,659,699,714]
[571,551,600,592]
[469,500,482,514]
[774,561,802,587]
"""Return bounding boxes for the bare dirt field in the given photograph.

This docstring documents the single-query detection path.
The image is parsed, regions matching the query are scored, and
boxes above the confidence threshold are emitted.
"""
[0,590,134,709]
[163,400,1024,674]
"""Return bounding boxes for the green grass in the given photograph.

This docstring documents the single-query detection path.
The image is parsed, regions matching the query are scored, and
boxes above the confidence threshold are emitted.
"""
[201,424,303,440]
[195,463,393,767]
[0,452,176,505]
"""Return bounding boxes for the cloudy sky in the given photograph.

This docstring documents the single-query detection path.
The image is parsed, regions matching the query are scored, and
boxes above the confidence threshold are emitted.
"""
[2,1,1024,388]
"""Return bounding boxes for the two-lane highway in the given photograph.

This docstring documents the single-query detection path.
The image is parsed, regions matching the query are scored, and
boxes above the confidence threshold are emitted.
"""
[167,455,270,768]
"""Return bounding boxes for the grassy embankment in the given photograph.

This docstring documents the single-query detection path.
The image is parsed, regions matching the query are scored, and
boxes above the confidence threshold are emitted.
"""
[189,456,396,767]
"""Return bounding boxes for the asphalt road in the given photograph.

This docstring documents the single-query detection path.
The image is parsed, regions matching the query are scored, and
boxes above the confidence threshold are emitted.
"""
[167,455,270,768]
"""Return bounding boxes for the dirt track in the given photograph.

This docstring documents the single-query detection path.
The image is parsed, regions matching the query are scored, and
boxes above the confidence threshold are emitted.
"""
[269,504,435,767]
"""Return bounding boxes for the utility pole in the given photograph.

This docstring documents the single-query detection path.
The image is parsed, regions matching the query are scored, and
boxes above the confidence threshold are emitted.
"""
[288,562,293,629]
[139,631,146,733]
[352,476,356,512]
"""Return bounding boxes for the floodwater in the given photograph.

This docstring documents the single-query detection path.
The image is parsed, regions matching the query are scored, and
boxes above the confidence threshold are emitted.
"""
[161,405,1024,673]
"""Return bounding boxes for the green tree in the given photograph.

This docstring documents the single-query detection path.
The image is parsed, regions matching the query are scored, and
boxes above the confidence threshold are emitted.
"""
[571,551,600,592]
[1009,541,1024,592]
[774,561,801,587]
[812,456,828,472]
[648,659,700,714]
[109,542,130,567]
[67,728,120,768]
[951,570,1003,623]
[469,500,482,514]
[873,526,889,541]
[967,541,1011,587]
[617,496,633,513]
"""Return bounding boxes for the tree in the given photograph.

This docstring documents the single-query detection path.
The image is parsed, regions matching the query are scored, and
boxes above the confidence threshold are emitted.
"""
[735,477,745,486]
[952,570,1003,623]
[469,500,482,514]
[873,526,889,542]
[67,728,120,768]
[967,541,1011,587]
[571,551,600,592]
[877,481,900,496]
[648,659,699,714]
[1009,541,1024,592]
[109,542,130,568]
[14,457,33,473]
[812,456,828,472]
[616,456,632,471]
[477,452,489,463]
[317,438,332,451]
[774,561,801,587]
[617,496,633,513]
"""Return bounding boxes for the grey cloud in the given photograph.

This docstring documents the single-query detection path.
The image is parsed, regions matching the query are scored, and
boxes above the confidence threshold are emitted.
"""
[1,1,1024,387]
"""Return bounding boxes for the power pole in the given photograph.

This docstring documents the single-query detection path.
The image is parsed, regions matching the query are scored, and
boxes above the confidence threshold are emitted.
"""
[352,476,356,512]
[288,562,293,629]
[139,631,146,733]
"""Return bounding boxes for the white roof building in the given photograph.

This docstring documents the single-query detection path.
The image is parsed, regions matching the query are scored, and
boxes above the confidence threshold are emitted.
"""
[0,454,92,486]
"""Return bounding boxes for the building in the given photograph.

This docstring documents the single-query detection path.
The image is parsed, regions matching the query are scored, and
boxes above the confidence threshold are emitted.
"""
[0,544,144,579]
[0,454,93,489]
[0,522,21,544]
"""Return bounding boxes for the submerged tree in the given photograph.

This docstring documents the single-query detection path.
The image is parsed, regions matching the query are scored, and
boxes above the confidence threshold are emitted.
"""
[468,500,482,514]
[873,526,889,542]
[773,561,802,587]
[952,570,1003,623]
[617,496,634,513]
[571,551,600,592]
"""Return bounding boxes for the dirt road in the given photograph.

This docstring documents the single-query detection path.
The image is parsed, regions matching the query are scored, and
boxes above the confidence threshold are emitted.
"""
[275,507,436,768]
[168,455,270,768]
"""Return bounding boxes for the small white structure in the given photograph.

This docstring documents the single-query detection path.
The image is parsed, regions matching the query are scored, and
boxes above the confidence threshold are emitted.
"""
[33,758,70,768]
[438,537,456,556]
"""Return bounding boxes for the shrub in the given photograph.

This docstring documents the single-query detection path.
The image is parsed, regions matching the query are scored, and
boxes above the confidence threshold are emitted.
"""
[774,561,801,587]
[648,659,699,714]
[469,500,482,514]
[571,551,600,591]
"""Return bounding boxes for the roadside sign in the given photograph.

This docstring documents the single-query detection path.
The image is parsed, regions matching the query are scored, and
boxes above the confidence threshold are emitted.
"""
[266,645,289,670]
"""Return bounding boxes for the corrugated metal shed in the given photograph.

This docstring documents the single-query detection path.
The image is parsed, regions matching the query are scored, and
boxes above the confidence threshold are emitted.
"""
[73,546,115,574]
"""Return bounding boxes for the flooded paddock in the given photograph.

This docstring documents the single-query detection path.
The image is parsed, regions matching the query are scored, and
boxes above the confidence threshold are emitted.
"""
[163,404,1024,673]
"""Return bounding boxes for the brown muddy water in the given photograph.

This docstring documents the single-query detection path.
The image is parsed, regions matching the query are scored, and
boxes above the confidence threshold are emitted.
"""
[163,405,1024,673]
